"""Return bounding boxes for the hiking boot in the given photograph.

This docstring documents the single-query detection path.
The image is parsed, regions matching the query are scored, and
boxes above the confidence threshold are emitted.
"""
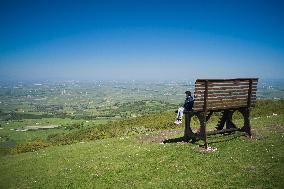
[174,120,182,125]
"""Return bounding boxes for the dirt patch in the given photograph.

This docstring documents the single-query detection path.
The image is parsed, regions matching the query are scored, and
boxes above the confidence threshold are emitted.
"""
[137,124,284,144]
[251,124,284,140]
[267,124,283,131]
[255,124,283,132]
[137,129,183,143]
[15,125,60,132]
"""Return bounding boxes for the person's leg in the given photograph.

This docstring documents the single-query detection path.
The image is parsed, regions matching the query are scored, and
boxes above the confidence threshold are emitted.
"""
[175,107,184,124]
[176,107,181,120]
[178,107,184,120]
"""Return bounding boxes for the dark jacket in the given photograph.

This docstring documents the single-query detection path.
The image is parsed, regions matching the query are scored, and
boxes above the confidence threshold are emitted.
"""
[183,96,194,110]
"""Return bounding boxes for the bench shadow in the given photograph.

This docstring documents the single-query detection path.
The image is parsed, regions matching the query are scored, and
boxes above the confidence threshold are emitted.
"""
[208,132,246,144]
[163,136,196,144]
[163,132,246,145]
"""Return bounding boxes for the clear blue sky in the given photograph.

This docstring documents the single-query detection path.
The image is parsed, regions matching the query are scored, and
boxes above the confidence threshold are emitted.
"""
[0,0,284,81]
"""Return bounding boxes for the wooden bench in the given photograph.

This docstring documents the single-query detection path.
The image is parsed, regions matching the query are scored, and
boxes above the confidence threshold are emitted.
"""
[184,78,258,149]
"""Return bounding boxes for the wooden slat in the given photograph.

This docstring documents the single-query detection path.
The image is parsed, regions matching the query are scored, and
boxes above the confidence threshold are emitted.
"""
[194,97,257,104]
[195,96,256,101]
[196,96,250,100]
[194,88,254,93]
[194,104,249,111]
[194,98,256,104]
[194,87,257,92]
[195,84,257,89]
[195,102,257,111]
[194,90,256,95]
[194,105,249,110]
[194,102,250,108]
[195,78,258,83]
[195,85,248,88]
[194,99,248,106]
[195,82,257,87]
[194,98,256,106]
[196,81,257,84]
[195,86,257,90]
[194,93,256,98]
[195,80,258,84]
[195,91,256,95]
[195,95,252,99]
[193,103,257,111]
[195,83,257,87]
[194,97,256,102]
[196,78,258,81]
[194,100,257,106]
[193,101,256,110]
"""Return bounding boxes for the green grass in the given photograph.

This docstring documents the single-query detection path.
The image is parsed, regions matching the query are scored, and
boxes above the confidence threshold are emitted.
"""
[0,115,283,188]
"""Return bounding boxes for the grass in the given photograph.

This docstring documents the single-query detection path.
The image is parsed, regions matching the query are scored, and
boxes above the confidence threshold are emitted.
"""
[0,115,283,188]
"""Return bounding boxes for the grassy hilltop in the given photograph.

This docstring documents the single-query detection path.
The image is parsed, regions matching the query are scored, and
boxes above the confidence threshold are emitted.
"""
[0,100,284,188]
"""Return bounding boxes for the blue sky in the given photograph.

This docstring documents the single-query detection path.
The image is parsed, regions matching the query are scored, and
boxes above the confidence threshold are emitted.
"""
[0,0,284,80]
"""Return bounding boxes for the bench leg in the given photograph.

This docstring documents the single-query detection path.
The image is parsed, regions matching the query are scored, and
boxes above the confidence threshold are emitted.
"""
[240,108,252,137]
[216,110,227,130]
[184,112,196,141]
[216,110,237,130]
[226,110,237,129]
[203,115,208,149]
[184,113,193,139]
[197,113,208,149]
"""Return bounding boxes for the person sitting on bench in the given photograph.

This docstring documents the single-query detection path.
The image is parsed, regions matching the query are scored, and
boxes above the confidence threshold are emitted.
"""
[174,91,194,124]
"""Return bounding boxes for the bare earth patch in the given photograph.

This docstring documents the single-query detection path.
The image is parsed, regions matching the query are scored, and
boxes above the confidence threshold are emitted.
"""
[251,124,283,140]
[15,125,60,132]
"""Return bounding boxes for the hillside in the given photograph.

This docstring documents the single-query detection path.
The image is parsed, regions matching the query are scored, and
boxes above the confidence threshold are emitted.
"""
[0,112,284,188]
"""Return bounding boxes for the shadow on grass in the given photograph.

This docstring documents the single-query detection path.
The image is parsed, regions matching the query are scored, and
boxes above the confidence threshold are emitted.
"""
[163,132,247,145]
[163,136,197,144]
[208,132,247,144]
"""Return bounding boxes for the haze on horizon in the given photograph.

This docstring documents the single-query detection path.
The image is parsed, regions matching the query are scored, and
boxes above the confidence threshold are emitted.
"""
[0,0,284,81]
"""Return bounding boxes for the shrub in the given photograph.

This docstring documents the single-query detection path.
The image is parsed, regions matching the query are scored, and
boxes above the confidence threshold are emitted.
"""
[10,139,50,154]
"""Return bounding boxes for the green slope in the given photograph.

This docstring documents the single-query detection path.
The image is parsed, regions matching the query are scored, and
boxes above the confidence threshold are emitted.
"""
[1,116,284,189]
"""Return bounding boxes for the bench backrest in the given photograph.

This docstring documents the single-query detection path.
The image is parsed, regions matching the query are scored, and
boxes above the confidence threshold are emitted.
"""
[193,78,258,112]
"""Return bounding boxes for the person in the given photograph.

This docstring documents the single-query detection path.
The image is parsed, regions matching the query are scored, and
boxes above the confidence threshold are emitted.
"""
[174,91,194,124]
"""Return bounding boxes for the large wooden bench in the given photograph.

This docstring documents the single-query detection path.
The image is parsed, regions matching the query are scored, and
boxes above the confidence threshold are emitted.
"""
[184,78,258,149]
